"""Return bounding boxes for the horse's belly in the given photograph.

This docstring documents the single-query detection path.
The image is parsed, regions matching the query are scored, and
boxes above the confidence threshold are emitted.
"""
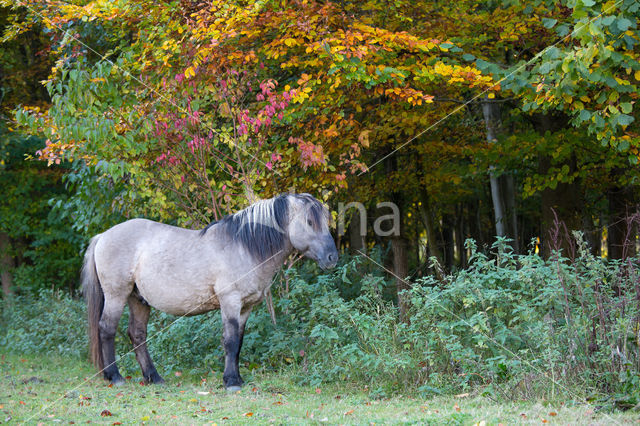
[137,281,220,316]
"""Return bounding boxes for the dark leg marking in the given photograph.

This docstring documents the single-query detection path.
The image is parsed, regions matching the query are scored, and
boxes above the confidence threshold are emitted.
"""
[128,294,164,384]
[223,318,243,389]
[99,299,126,385]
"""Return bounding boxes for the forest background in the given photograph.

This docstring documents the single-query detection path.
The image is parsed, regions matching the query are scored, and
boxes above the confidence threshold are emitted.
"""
[1,0,640,411]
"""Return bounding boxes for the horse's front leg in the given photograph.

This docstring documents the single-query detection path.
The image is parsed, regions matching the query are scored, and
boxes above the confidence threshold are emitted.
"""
[220,300,252,392]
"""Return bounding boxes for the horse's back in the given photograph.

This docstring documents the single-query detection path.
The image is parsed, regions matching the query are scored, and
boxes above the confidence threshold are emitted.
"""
[93,219,186,297]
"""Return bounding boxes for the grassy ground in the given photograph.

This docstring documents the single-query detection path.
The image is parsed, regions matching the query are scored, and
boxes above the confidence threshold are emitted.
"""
[0,353,636,425]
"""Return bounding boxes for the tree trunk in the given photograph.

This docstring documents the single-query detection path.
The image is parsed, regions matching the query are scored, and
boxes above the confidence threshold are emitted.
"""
[385,156,410,320]
[442,214,455,272]
[348,209,366,254]
[418,190,444,271]
[455,204,467,268]
[483,99,518,251]
[0,232,14,297]
[391,235,410,318]
[607,183,637,260]
[539,154,583,259]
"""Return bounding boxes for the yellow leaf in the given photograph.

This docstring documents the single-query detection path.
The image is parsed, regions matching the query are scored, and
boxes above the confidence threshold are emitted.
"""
[358,130,371,147]
[487,92,495,99]
[635,70,640,81]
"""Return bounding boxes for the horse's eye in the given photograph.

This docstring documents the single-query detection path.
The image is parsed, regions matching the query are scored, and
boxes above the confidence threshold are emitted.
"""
[307,219,313,227]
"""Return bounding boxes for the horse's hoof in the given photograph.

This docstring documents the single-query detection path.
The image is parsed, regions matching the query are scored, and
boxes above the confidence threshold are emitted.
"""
[148,372,165,385]
[225,385,242,393]
[111,377,126,386]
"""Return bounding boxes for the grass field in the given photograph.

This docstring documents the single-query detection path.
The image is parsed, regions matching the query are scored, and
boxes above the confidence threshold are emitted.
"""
[1,353,637,424]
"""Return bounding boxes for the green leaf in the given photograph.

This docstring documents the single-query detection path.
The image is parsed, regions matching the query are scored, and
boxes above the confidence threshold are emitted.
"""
[620,102,633,114]
[579,109,591,122]
[617,17,633,32]
[618,139,630,151]
[617,114,634,126]
[542,18,557,29]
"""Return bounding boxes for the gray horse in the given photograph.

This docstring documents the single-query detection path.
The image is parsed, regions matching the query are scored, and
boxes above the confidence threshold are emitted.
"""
[81,193,338,391]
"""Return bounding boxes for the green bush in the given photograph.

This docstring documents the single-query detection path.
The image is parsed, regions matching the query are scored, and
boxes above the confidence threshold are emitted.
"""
[1,242,639,408]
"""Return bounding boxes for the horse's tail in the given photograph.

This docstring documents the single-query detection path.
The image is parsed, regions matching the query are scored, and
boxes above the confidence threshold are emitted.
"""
[81,235,104,370]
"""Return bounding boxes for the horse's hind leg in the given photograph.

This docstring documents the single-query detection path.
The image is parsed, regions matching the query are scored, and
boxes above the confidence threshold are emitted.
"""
[127,295,164,384]
[99,295,128,385]
[220,298,252,391]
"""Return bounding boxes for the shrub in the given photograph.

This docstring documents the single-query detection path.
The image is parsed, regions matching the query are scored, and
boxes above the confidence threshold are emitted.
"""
[1,242,639,407]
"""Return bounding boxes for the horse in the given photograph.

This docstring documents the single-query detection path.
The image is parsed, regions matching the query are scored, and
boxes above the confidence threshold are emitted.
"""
[81,193,338,391]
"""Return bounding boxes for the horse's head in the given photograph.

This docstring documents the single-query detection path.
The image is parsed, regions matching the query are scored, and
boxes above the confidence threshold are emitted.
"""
[288,194,338,269]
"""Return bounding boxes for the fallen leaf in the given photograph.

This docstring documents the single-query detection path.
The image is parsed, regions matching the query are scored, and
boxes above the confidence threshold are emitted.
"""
[197,391,210,395]
[344,410,354,416]
[335,395,341,400]
[520,413,527,419]
[542,419,548,423]
[549,412,557,416]
[141,415,150,421]
[125,376,131,380]
[19,401,25,405]
[299,350,305,357]
[315,388,321,394]
[454,403,460,412]
[189,398,198,403]
[273,401,283,405]
[112,423,122,425]
[243,412,253,417]
[100,410,112,417]
[175,371,182,377]
[455,393,470,398]
[221,416,229,420]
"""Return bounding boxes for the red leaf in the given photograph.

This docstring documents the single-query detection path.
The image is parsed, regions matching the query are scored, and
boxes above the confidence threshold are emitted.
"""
[100,410,112,417]
[19,401,26,405]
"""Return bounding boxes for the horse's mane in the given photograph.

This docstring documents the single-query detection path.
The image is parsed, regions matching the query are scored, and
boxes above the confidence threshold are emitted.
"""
[200,194,326,262]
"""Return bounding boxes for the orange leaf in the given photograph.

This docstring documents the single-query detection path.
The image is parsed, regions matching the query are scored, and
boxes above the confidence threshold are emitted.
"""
[19,401,26,405]
[549,412,557,416]
[243,412,254,417]
[344,409,354,416]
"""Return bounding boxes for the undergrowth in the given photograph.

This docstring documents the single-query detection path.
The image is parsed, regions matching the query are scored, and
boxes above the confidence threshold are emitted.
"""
[1,238,639,410]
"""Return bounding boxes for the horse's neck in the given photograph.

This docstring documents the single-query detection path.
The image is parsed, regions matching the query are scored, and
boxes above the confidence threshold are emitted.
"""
[257,240,295,279]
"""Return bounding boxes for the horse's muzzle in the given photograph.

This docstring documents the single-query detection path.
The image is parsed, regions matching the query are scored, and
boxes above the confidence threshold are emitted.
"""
[318,248,339,270]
